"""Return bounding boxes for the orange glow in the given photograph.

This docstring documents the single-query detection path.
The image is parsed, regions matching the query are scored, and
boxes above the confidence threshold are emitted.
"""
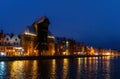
[63,52,66,55]
[105,52,110,56]
[90,47,94,55]
[63,59,69,79]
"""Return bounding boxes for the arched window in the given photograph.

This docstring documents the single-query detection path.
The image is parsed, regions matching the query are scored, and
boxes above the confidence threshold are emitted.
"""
[6,38,9,41]
[15,38,17,41]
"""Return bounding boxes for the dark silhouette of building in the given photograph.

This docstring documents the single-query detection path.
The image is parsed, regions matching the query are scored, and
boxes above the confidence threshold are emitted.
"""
[33,16,50,53]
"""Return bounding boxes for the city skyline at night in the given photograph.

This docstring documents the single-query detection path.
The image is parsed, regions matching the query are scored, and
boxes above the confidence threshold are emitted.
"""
[0,1,120,79]
[0,0,120,49]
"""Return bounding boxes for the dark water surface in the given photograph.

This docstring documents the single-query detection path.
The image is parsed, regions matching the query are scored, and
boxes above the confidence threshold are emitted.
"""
[0,56,120,79]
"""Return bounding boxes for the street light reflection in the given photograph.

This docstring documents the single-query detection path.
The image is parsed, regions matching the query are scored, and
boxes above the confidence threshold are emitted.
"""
[63,58,69,79]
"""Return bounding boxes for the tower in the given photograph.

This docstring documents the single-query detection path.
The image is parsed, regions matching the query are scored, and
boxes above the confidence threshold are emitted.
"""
[33,16,50,54]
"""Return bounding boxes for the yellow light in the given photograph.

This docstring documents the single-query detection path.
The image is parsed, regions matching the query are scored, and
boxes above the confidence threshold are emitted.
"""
[94,52,99,55]
[13,49,15,52]
[66,41,69,44]
[24,32,37,36]
[63,59,68,79]
[48,36,55,39]
[106,52,110,55]
[34,50,36,53]
[63,52,66,55]
[14,47,23,49]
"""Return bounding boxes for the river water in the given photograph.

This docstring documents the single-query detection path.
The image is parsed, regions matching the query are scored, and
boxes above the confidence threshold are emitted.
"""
[0,56,120,79]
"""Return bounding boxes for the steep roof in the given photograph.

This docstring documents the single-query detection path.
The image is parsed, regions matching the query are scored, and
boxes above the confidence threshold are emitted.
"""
[34,16,50,24]
[23,25,36,35]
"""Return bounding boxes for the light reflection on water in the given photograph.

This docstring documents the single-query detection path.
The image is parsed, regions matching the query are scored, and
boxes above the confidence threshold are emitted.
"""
[0,56,119,79]
[0,61,6,79]
[62,59,69,79]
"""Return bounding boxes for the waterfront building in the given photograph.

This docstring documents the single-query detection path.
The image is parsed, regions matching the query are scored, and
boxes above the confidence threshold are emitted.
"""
[0,16,115,57]
[55,37,66,55]
[45,31,55,55]
[0,30,5,55]
[74,42,85,55]
[20,26,37,56]
[55,37,76,55]
[33,16,50,54]
[0,32,23,56]
[67,39,76,55]
[1,16,55,56]
[21,16,55,56]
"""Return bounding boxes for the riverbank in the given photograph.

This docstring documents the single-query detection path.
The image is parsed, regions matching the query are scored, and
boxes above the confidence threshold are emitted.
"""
[0,55,113,61]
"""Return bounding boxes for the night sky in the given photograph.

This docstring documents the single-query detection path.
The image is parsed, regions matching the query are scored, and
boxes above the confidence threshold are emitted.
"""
[0,0,120,49]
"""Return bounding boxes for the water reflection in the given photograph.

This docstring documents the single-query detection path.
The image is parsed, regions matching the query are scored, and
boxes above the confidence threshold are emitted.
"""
[0,56,118,79]
[79,57,111,79]
[31,61,38,79]
[76,58,82,79]
[50,59,56,79]
[10,61,24,79]
[62,58,69,79]
[101,56,110,79]
[0,61,6,79]
[8,60,39,79]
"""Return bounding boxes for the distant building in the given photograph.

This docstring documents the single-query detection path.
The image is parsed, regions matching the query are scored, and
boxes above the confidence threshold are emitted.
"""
[0,30,5,55]
[55,37,76,55]
[0,32,23,56]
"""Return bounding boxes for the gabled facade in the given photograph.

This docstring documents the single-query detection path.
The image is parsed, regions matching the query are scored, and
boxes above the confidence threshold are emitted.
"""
[0,33,23,56]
